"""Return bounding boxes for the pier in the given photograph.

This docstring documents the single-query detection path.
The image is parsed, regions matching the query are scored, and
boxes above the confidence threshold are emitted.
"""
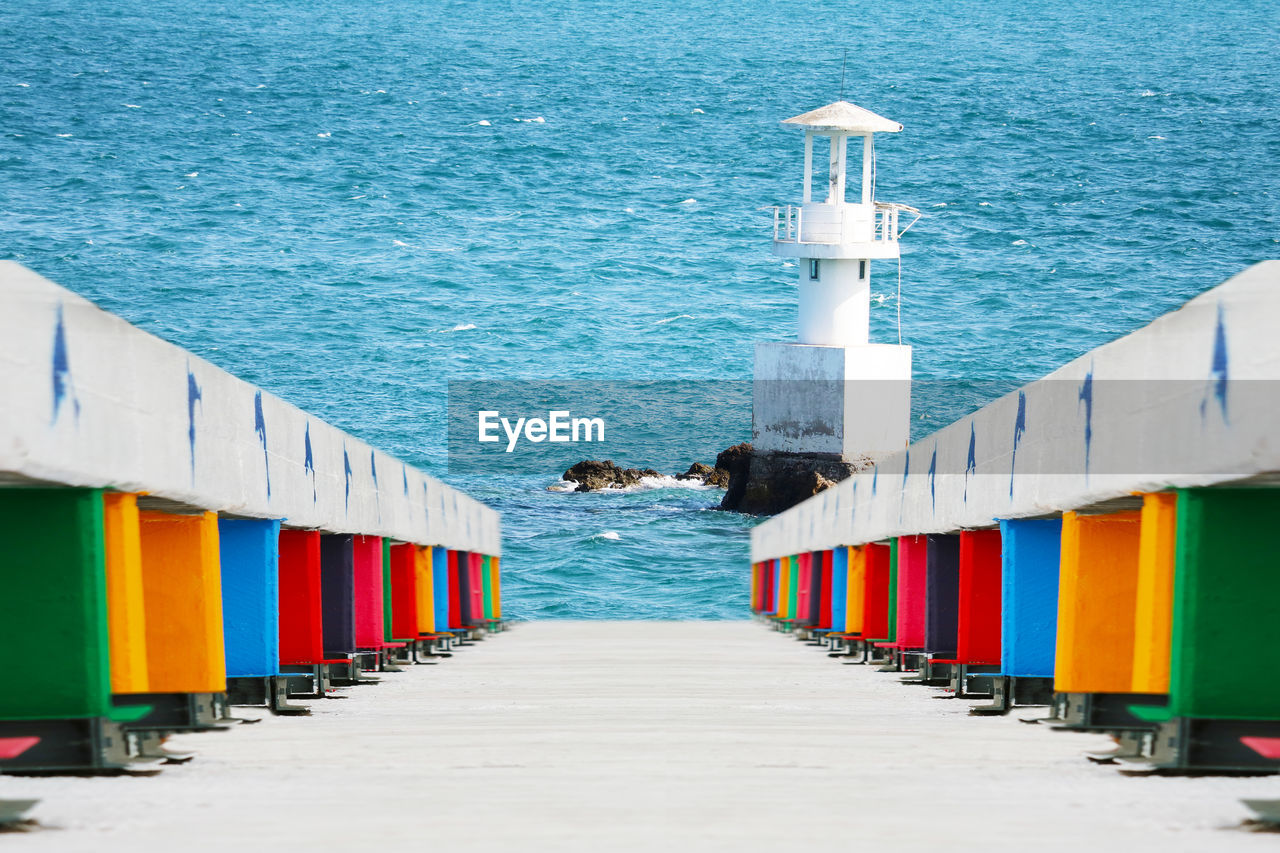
[751,261,1280,777]
[2,620,1270,850]
[0,263,503,780]
[3,91,1279,842]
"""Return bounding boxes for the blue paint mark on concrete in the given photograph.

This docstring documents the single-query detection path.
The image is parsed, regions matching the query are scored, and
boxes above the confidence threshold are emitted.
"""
[1200,303,1230,423]
[342,445,353,514]
[964,422,976,503]
[370,450,381,521]
[51,304,80,424]
[871,465,877,496]
[254,391,271,499]
[303,422,316,503]
[186,366,203,484]
[1078,369,1093,479]
[402,464,409,496]
[422,481,430,526]
[898,450,910,522]
[1010,391,1026,498]
[928,444,937,514]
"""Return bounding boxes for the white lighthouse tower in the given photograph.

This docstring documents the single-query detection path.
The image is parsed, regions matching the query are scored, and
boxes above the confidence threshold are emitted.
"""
[753,101,917,468]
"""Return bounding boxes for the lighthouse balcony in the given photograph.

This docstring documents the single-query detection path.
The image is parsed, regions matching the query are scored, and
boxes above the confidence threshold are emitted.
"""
[772,202,913,260]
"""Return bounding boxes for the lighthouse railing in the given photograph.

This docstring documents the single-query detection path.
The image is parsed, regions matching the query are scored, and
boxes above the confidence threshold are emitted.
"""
[773,204,903,246]
[773,205,800,243]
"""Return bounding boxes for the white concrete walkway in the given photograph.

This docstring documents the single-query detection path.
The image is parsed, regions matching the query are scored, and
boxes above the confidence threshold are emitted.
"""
[2,621,1274,852]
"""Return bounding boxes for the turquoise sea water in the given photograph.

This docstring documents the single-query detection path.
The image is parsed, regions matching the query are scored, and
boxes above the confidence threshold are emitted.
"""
[3,0,1277,618]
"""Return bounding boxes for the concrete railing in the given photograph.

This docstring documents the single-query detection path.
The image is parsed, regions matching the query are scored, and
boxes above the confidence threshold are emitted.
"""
[772,202,902,246]
[751,260,1280,562]
[0,261,500,555]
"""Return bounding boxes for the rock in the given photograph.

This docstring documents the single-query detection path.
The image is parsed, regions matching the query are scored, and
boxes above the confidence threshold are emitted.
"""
[719,446,861,515]
[676,462,730,488]
[562,460,660,492]
[561,447,853,511]
[704,468,731,488]
[676,462,713,480]
[562,457,735,494]
[715,442,754,509]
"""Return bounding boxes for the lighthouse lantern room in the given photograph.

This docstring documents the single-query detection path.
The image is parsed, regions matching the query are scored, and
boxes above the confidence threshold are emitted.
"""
[754,100,918,464]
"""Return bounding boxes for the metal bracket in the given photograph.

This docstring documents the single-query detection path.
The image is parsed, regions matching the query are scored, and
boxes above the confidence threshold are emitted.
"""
[279,664,333,699]
[130,729,196,764]
[970,675,1055,716]
[1049,692,1168,734]
[227,675,310,715]
[1126,717,1280,775]
[1086,730,1150,764]
[0,718,147,775]
[327,656,380,686]
[0,799,38,827]
[900,658,952,687]
[875,648,904,673]
[112,693,233,734]
[1242,799,1280,828]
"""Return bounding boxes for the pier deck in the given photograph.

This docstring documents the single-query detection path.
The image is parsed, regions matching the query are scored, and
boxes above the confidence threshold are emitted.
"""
[1,621,1268,851]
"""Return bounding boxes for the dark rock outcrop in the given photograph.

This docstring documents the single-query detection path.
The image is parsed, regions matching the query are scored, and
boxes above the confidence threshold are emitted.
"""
[676,462,730,488]
[719,447,862,515]
[562,460,660,492]
[716,442,754,509]
[562,458,734,492]
[563,445,861,514]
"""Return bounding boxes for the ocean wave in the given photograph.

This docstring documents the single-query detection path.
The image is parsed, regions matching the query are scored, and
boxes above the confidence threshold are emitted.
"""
[549,475,718,495]
[638,475,716,491]
[613,475,716,493]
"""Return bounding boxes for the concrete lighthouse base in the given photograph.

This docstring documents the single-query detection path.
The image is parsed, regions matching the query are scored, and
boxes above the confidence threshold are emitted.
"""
[752,342,912,460]
[727,341,911,515]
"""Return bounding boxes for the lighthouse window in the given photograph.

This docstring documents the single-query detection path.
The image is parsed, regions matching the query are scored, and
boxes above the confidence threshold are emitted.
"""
[859,260,867,279]
[808,259,820,281]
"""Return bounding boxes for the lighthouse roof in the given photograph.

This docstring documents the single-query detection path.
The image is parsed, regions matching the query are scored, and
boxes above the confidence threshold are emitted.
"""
[782,101,902,133]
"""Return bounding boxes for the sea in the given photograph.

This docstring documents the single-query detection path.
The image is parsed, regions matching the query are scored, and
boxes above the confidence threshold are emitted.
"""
[3,0,1276,618]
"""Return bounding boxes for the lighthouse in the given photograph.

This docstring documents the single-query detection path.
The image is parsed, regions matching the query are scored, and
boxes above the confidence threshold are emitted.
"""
[751,101,917,489]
